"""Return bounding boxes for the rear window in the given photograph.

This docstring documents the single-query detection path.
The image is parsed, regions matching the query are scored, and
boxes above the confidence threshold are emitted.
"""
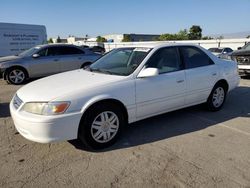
[208,48,223,53]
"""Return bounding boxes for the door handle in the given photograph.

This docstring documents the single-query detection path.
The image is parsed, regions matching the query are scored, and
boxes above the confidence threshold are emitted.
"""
[177,80,184,83]
[78,57,82,60]
[54,59,59,62]
[212,73,217,76]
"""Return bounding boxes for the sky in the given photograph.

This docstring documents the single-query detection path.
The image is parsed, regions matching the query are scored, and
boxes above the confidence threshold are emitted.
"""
[0,0,250,38]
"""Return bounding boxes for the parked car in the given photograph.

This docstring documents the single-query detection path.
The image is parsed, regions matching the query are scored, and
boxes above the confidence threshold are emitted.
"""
[89,46,106,54]
[230,42,250,76]
[0,44,101,84]
[10,44,239,149]
[208,47,233,59]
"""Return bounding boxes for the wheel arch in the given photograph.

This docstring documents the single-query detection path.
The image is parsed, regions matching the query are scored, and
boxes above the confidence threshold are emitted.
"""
[214,79,229,92]
[79,96,129,128]
[4,65,29,80]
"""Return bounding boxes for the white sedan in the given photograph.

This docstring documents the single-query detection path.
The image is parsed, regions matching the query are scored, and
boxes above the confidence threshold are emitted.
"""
[10,44,240,149]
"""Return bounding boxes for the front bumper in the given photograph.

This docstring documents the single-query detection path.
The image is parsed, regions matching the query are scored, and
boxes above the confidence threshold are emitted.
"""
[238,65,250,75]
[10,98,82,143]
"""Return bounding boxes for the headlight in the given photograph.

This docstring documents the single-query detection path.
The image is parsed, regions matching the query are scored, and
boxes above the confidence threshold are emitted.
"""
[21,102,70,115]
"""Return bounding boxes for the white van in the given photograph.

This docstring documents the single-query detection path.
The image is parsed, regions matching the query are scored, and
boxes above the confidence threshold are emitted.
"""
[0,23,47,57]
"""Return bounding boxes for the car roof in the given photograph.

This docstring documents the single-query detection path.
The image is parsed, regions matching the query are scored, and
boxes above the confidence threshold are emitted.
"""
[209,47,231,50]
[116,43,203,50]
[36,43,80,48]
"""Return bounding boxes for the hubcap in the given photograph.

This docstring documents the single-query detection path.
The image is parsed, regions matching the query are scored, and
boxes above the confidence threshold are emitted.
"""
[212,87,225,108]
[91,111,119,143]
[9,69,25,84]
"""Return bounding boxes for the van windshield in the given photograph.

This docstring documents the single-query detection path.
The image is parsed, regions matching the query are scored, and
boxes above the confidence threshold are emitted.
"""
[89,47,151,76]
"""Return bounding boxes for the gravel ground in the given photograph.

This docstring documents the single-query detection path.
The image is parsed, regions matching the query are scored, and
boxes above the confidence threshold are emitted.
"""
[0,78,250,188]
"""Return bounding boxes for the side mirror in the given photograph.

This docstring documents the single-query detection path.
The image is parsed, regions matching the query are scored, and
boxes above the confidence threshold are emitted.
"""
[137,68,159,78]
[237,47,242,50]
[32,54,40,58]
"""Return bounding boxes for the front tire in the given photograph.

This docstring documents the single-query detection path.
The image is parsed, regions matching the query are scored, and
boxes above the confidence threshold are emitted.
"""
[206,84,227,111]
[6,67,27,85]
[78,103,125,149]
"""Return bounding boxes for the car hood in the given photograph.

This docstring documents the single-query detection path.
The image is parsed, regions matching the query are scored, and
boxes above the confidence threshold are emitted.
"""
[17,69,125,102]
[231,49,250,56]
[0,55,21,63]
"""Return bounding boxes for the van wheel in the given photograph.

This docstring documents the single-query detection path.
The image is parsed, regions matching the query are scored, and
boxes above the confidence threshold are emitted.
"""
[206,84,227,111]
[78,103,124,149]
[6,67,27,85]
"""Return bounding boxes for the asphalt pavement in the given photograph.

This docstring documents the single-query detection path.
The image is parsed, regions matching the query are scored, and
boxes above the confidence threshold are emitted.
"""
[0,78,250,188]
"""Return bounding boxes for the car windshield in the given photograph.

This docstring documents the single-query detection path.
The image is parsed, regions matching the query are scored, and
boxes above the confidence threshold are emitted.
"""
[208,48,223,53]
[18,46,41,57]
[89,47,151,76]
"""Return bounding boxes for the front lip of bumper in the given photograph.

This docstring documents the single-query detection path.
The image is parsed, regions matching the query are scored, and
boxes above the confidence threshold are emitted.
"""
[238,69,250,75]
[10,99,83,143]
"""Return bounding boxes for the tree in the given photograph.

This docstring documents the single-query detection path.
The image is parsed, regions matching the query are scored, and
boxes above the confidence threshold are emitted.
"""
[217,35,224,40]
[122,34,132,42]
[246,35,250,39]
[188,25,202,40]
[96,36,107,42]
[56,36,62,43]
[202,36,213,40]
[47,38,53,43]
[176,29,189,40]
[158,29,188,41]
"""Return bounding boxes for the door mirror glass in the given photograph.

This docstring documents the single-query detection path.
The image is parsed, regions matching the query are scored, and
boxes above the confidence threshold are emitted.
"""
[137,68,159,78]
[32,54,40,58]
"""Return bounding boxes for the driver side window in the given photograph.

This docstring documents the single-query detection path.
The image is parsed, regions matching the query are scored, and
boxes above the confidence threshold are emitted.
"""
[37,48,48,57]
[145,47,182,74]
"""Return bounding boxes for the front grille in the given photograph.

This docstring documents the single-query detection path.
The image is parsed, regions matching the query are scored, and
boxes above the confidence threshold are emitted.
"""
[13,94,23,110]
[235,56,250,65]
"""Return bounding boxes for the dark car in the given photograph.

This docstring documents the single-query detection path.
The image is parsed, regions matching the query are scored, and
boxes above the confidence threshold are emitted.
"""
[89,46,106,54]
[230,42,250,76]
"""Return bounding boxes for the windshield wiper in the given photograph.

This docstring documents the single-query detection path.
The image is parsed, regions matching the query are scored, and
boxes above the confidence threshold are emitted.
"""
[90,68,114,75]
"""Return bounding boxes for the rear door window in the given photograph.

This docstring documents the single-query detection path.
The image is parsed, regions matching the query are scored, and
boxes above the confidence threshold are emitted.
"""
[59,46,85,55]
[179,46,214,69]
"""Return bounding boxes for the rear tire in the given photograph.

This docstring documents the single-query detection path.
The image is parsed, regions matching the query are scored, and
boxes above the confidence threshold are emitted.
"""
[206,84,227,111]
[78,103,125,149]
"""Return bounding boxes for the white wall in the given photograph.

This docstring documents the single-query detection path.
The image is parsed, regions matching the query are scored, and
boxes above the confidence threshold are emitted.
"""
[104,38,250,52]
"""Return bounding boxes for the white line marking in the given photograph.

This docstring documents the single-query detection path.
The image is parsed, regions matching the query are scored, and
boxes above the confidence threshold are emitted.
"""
[188,113,250,137]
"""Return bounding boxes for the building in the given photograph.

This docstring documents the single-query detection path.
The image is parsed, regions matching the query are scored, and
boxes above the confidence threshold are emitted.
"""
[102,34,160,42]
[67,36,88,44]
[52,37,67,43]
